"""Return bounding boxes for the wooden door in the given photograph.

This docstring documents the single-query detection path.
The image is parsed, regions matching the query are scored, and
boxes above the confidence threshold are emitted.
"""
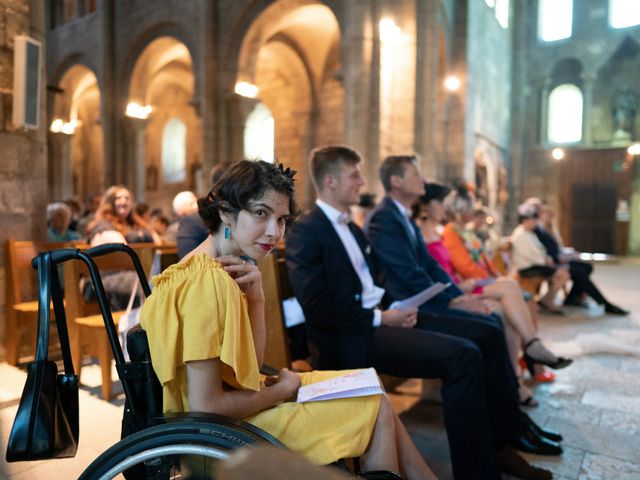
[571,183,617,253]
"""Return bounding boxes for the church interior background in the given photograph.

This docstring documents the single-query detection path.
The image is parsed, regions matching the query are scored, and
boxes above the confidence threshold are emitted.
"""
[1,0,640,362]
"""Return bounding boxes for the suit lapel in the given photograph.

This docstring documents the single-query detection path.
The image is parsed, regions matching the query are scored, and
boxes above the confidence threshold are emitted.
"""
[348,222,374,273]
[383,196,419,253]
[312,207,363,286]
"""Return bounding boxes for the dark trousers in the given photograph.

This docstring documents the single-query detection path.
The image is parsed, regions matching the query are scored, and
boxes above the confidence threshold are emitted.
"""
[367,311,519,480]
[566,260,609,305]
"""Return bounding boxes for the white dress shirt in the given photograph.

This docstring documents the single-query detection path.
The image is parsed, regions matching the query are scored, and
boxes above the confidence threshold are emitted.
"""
[390,197,417,241]
[511,224,548,270]
[316,200,385,327]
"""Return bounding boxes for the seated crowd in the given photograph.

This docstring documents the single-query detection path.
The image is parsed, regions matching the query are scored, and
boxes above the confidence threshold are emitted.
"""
[40,146,628,480]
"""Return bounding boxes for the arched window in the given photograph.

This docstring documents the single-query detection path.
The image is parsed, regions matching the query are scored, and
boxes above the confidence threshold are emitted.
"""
[538,0,572,41]
[609,0,640,29]
[244,102,275,163]
[162,117,187,183]
[547,84,583,144]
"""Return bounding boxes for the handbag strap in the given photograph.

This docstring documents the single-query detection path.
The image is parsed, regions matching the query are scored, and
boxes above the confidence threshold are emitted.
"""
[34,252,52,363]
[34,252,75,376]
[50,257,75,376]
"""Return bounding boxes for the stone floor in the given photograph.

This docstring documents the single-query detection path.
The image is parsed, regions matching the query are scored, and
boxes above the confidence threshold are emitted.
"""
[0,260,639,479]
[392,260,640,480]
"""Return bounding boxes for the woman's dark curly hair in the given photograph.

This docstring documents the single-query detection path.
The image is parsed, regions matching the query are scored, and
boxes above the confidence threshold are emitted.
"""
[198,160,299,234]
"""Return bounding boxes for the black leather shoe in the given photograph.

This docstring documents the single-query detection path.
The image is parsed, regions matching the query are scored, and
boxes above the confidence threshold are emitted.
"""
[529,420,563,442]
[520,411,563,442]
[513,425,563,456]
[605,303,629,315]
[497,446,553,480]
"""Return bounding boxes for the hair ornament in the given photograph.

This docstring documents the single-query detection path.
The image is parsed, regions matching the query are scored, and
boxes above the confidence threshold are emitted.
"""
[276,162,297,180]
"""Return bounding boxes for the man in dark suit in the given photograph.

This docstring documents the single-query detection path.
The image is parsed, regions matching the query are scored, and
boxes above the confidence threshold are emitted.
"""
[286,146,556,480]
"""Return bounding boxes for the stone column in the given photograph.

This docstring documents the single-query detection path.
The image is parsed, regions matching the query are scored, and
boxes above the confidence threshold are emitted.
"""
[581,73,595,146]
[341,1,378,188]
[200,0,217,175]
[414,0,439,179]
[539,78,551,145]
[48,132,73,200]
[123,117,148,202]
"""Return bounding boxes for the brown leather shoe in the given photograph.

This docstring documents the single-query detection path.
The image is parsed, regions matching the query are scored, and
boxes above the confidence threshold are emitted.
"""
[496,446,553,480]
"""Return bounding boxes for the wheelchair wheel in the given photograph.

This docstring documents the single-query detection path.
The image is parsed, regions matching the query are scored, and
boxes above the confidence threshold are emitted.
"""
[79,420,284,480]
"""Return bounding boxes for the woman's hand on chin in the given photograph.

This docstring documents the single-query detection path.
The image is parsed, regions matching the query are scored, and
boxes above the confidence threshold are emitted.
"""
[217,255,265,303]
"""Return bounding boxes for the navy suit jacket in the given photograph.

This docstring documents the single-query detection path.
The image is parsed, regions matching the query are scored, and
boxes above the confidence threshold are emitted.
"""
[176,213,209,259]
[285,206,390,369]
[534,226,561,264]
[366,196,463,313]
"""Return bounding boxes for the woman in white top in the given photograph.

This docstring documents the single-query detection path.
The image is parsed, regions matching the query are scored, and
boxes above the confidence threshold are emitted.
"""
[511,203,570,315]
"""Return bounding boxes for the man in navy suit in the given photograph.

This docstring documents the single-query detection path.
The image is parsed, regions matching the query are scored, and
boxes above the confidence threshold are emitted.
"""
[366,155,508,322]
[286,146,556,480]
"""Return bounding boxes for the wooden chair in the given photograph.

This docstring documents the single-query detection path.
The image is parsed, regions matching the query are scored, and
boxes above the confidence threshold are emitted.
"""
[152,244,179,274]
[258,253,292,370]
[4,239,87,365]
[64,244,153,399]
[5,240,40,365]
[491,243,546,297]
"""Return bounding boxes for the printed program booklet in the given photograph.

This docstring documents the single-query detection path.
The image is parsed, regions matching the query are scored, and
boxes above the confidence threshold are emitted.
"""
[389,282,451,310]
[296,368,384,403]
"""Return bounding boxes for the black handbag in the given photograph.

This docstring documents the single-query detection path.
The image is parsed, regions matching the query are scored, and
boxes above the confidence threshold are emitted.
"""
[6,251,79,461]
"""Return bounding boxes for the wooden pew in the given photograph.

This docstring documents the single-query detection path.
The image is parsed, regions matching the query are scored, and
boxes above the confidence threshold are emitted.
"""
[491,243,546,297]
[64,244,153,399]
[258,252,292,370]
[4,239,85,365]
[5,240,40,365]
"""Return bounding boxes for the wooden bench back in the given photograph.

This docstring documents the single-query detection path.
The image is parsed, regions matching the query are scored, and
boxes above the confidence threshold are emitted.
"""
[258,252,291,370]
[64,244,154,320]
[6,240,38,307]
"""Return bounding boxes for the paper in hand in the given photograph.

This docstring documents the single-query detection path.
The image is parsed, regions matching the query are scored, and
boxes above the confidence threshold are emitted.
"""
[296,368,384,403]
[389,282,451,310]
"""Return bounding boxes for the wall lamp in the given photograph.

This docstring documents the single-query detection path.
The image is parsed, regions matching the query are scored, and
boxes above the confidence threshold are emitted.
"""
[126,102,152,119]
[235,81,259,98]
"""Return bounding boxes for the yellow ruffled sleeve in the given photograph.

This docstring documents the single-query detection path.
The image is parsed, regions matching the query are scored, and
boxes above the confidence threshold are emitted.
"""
[140,254,261,412]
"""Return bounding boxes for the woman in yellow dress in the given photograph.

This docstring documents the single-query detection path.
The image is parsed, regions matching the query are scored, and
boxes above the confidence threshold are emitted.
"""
[140,160,436,479]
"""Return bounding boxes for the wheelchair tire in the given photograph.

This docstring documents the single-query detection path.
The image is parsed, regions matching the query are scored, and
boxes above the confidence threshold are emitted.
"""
[79,420,283,480]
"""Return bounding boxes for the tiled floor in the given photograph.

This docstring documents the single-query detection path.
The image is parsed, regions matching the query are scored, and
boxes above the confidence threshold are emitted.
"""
[391,261,640,480]
[0,260,639,479]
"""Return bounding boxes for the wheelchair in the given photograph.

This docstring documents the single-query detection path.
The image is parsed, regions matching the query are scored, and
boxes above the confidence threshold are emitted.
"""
[30,244,402,479]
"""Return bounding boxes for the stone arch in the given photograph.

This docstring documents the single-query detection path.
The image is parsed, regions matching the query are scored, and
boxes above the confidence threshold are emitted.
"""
[549,57,583,88]
[50,64,104,202]
[233,0,343,206]
[122,23,200,103]
[126,35,201,212]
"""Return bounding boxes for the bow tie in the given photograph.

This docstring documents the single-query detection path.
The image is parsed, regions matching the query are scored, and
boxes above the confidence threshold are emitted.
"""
[337,212,351,225]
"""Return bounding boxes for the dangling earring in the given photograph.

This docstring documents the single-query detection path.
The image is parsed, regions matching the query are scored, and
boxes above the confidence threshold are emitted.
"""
[224,225,231,240]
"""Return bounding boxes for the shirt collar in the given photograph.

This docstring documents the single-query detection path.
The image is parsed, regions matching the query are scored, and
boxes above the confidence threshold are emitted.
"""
[390,197,413,220]
[316,199,350,225]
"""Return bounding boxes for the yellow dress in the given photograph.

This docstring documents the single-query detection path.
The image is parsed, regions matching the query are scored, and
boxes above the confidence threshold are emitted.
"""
[140,254,381,465]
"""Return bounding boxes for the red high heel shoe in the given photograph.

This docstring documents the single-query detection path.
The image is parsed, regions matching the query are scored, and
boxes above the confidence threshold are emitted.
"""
[533,370,556,383]
[519,357,556,383]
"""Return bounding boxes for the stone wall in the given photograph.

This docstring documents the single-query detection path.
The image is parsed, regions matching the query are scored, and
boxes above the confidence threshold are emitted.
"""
[0,0,47,359]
